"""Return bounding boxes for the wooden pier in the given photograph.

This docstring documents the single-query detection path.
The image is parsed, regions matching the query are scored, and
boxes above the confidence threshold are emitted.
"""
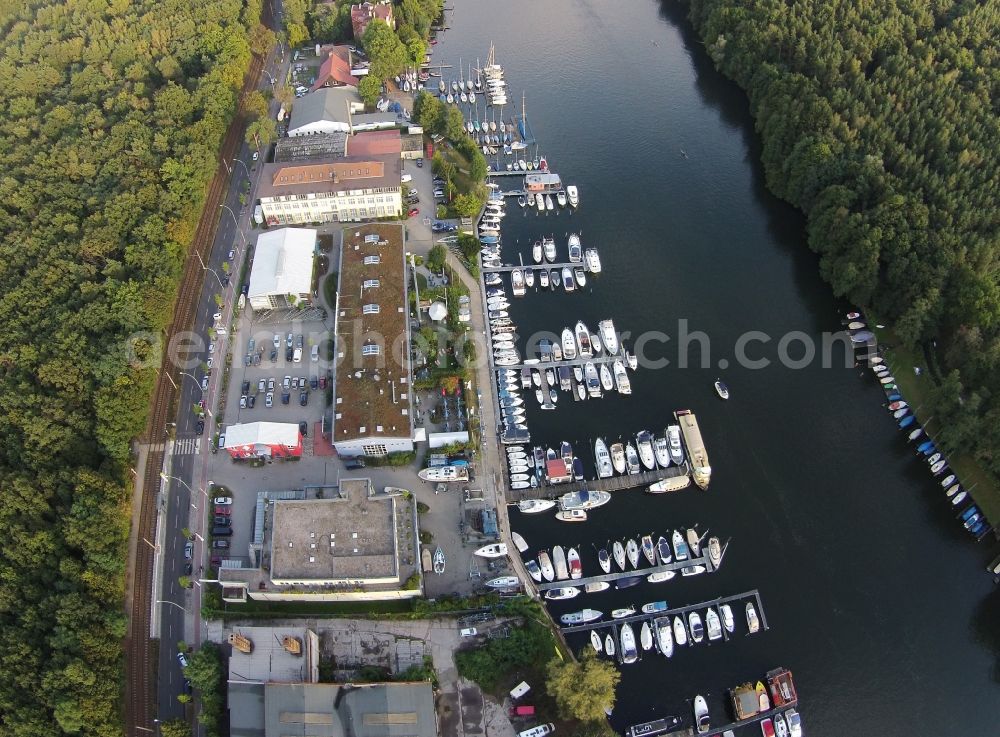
[537,543,722,594]
[561,588,763,635]
[506,464,691,501]
[484,261,584,274]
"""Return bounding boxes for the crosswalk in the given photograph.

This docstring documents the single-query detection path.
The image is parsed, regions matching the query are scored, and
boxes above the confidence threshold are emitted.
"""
[173,437,201,455]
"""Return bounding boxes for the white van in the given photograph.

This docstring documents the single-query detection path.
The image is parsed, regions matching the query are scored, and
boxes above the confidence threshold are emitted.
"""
[401,173,412,183]
[509,681,531,700]
[293,347,302,363]
[518,724,553,737]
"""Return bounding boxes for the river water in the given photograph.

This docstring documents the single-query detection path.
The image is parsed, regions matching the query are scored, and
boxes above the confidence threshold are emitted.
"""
[435,1,1000,733]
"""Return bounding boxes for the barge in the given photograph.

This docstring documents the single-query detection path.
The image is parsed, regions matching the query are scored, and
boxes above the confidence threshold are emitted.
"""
[675,409,711,489]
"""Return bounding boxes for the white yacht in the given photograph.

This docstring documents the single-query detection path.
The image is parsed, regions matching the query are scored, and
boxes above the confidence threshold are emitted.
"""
[418,466,469,482]
[542,236,557,262]
[636,431,656,471]
[561,328,577,360]
[575,321,593,358]
[536,193,546,212]
[510,268,525,297]
[595,438,614,479]
[567,185,579,207]
[610,443,626,474]
[545,194,554,210]
[584,248,602,273]
[667,424,685,465]
[539,269,549,288]
[654,434,671,467]
[567,234,582,262]
[613,359,631,394]
[598,319,618,355]
[574,266,587,288]
[556,190,567,207]
[600,363,614,391]
[562,266,575,292]
[523,269,535,288]
[625,443,641,474]
[532,240,543,263]
[584,362,601,398]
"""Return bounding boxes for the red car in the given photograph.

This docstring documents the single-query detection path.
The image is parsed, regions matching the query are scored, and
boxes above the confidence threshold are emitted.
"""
[407,207,419,217]
[214,505,231,516]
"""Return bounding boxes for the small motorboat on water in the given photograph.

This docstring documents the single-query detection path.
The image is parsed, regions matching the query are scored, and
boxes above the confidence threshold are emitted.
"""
[605,633,615,657]
[714,379,730,399]
[672,529,690,561]
[610,443,627,474]
[612,606,637,619]
[686,529,702,557]
[518,499,555,514]
[720,604,735,633]
[560,608,602,625]
[655,617,674,657]
[640,622,654,651]
[598,547,611,573]
[642,600,668,615]
[708,537,722,568]
[706,609,722,640]
[667,425,684,465]
[532,240,543,263]
[625,538,640,568]
[653,434,671,467]
[613,540,627,571]
[595,438,614,478]
[640,535,656,566]
[525,560,542,582]
[688,611,704,643]
[746,602,761,633]
[694,695,710,734]
[616,575,643,589]
[636,431,656,471]
[567,547,583,579]
[673,616,687,647]
[585,581,610,593]
[625,443,641,474]
[647,570,675,583]
[511,532,528,553]
[544,586,580,600]
[556,509,587,523]
[538,551,555,581]
[591,630,603,653]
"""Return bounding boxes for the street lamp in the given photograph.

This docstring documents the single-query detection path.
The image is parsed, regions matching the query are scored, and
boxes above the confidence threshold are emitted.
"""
[220,204,248,248]
[156,599,187,614]
[263,70,275,86]
[160,473,207,502]
[194,251,226,289]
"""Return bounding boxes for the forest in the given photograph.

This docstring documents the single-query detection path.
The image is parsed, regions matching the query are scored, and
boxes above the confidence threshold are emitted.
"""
[681,0,1000,473]
[0,1,260,735]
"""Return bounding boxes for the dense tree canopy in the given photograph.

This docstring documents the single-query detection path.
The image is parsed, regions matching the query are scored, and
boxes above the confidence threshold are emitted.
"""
[681,0,1000,472]
[0,1,260,735]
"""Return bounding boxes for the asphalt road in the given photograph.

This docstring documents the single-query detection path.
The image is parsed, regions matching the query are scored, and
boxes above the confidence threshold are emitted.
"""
[155,10,288,720]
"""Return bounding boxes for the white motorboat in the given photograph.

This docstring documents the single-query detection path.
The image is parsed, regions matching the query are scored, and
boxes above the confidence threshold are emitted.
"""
[535,389,545,405]
[708,537,722,568]
[575,321,593,357]
[688,611,704,643]
[636,431,656,471]
[475,543,508,558]
[600,363,614,391]
[597,319,617,355]
[605,634,615,657]
[625,443,641,474]
[681,564,706,577]
[525,560,542,582]
[509,474,530,483]
[612,540,627,571]
[552,545,568,580]
[584,248,602,273]
[597,547,612,574]
[595,438,614,478]
[545,368,556,387]
[655,617,674,657]
[545,194,554,210]
[518,499,555,514]
[706,608,722,640]
[576,382,586,401]
[672,530,689,561]
[511,532,528,553]
[567,185,579,207]
[610,443,626,474]
[518,196,527,208]
[591,333,602,355]
[574,266,587,287]
[647,570,675,583]
[612,606,636,619]
[673,616,687,646]
[694,695,710,734]
[584,362,601,398]
[686,528,702,557]
[555,509,587,523]
[591,630,603,653]
[557,190,567,207]
[653,434,671,467]
[720,604,735,633]
[656,536,672,565]
[640,621,654,651]
[613,359,632,394]
[667,425,685,464]
[714,379,730,400]
[544,586,580,600]
[585,581,610,593]
[518,159,526,171]
[531,369,542,388]
[625,538,640,568]
[538,269,550,288]
[510,268,525,296]
[524,269,535,288]
[620,623,638,664]
[532,240,543,263]
[560,608,602,625]
[567,547,582,579]
[746,602,760,633]
[562,266,574,292]
[485,576,519,589]
[542,237,557,262]
[567,234,582,262]
[558,488,611,510]
[535,193,545,212]
[538,551,555,581]
[560,328,578,360]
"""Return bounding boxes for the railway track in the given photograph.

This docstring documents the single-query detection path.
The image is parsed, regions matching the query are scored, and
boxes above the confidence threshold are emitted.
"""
[125,40,267,736]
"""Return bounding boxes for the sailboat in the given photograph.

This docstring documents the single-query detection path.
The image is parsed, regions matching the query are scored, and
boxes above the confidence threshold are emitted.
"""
[625,538,640,568]
[640,535,656,566]
[612,540,627,571]
[597,546,612,574]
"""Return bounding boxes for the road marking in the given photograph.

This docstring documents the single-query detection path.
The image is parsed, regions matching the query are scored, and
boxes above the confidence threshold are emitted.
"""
[174,437,199,455]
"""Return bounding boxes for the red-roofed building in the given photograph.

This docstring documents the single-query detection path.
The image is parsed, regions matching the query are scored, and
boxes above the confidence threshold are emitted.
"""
[223,422,303,460]
[351,1,395,41]
[310,46,360,92]
[347,129,402,158]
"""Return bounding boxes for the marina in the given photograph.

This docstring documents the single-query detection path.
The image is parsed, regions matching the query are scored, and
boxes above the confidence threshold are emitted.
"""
[535,547,725,594]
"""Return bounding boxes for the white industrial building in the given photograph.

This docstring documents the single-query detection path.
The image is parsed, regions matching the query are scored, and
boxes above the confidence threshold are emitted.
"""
[287,87,364,137]
[247,228,316,310]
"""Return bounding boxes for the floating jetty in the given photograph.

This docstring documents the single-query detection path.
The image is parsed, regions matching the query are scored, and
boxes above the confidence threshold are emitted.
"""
[508,464,690,500]
[561,589,763,635]
[483,262,586,273]
[537,545,724,595]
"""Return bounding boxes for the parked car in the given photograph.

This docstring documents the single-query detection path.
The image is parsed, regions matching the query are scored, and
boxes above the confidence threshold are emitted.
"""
[248,338,255,353]
[183,562,193,575]
[184,541,194,559]
[177,652,189,668]
[252,151,259,161]
[221,275,229,287]
[195,420,205,435]
[299,421,308,437]
[299,391,308,406]
[201,376,209,391]
[211,539,229,549]
[270,348,278,362]
[267,378,275,392]
[293,347,302,363]
[408,208,419,217]
[319,376,327,389]
[286,346,294,362]
[286,332,293,347]
[247,394,256,408]
[241,380,250,394]
[345,458,366,470]
[273,333,281,348]
[296,334,303,348]
[229,249,236,260]
[208,341,215,354]
[213,516,231,526]
[214,505,231,516]
[253,353,261,366]
[283,376,291,390]
[265,392,273,408]
[258,379,266,392]
[310,376,318,389]
[213,496,232,505]
[211,526,233,537]
[281,392,290,405]
[311,345,319,362]
[460,628,478,638]
[416,158,424,168]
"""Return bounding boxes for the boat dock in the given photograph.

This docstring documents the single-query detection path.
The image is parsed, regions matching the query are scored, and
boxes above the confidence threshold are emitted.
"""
[538,544,725,595]
[561,589,763,635]
[507,464,690,500]
[494,354,626,373]
[630,699,798,737]
[484,261,588,274]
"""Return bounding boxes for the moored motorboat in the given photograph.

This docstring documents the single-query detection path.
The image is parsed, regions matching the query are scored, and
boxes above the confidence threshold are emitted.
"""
[525,559,542,582]
[655,617,674,657]
[555,509,588,522]
[584,248,602,273]
[600,363,614,391]
[544,586,580,600]
[706,608,722,640]
[575,321,593,357]
[694,695,710,734]
[567,185,579,207]
[688,611,704,643]
[625,538,640,568]
[562,266,575,292]
[714,379,730,399]
[647,570,675,583]
[552,545,569,580]
[636,431,656,470]
[585,581,610,593]
[653,434,671,467]
[708,537,722,568]
[605,633,615,657]
[613,359,632,394]
[667,425,684,464]
[532,240,542,263]
[720,604,735,633]
[672,530,689,561]
[567,547,583,579]
[610,443,626,474]
[591,630,603,653]
[612,606,636,619]
[673,616,687,646]
[625,443,641,474]
[560,608,602,625]
[542,236,557,262]
[595,438,614,479]
[686,528,702,557]
[640,622,653,651]
[746,602,760,633]
[538,551,555,581]
[641,600,668,615]
[561,328,577,360]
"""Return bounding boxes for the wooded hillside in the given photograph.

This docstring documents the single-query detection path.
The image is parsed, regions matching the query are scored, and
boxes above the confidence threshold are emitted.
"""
[682,0,1000,471]
[0,1,259,734]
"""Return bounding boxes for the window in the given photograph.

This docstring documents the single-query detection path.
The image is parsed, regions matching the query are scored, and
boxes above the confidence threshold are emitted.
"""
[362,443,388,457]
[363,255,380,265]
[363,279,380,289]
[361,344,380,356]
[362,304,380,315]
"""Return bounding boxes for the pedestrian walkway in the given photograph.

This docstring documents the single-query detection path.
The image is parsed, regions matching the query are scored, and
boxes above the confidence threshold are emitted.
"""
[173,436,201,455]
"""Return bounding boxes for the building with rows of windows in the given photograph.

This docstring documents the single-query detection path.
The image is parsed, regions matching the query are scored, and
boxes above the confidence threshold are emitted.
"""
[331,224,414,458]
[256,154,402,226]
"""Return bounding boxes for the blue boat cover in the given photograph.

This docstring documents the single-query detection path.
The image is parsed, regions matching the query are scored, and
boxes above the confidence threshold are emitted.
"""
[898,415,915,428]
[482,508,498,537]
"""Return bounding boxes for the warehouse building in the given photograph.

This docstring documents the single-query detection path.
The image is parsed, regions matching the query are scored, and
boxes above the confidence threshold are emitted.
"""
[246,227,316,310]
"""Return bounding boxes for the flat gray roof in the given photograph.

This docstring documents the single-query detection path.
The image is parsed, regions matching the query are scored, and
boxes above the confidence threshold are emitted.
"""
[289,87,361,131]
